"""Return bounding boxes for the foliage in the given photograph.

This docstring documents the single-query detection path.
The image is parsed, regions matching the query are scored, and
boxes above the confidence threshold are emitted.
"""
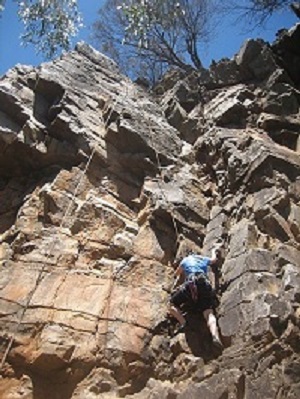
[248,0,290,14]
[94,0,214,84]
[0,0,294,71]
[0,0,82,58]
[223,0,292,25]
[0,0,5,12]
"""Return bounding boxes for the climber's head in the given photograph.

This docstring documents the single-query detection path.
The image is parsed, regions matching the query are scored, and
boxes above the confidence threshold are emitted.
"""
[174,246,196,265]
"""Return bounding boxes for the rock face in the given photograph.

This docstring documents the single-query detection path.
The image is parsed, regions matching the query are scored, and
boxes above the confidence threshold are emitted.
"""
[0,25,299,399]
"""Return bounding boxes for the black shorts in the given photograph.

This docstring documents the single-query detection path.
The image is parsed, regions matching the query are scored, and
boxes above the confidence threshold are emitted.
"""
[170,276,215,313]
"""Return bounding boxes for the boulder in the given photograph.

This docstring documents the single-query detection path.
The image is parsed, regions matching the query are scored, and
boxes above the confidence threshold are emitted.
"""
[204,85,252,127]
[209,58,242,86]
[262,83,299,115]
[272,23,300,87]
[236,39,278,81]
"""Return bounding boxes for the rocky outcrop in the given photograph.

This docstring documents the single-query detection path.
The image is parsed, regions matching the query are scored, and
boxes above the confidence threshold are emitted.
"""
[158,23,300,151]
[0,26,299,399]
[273,23,300,88]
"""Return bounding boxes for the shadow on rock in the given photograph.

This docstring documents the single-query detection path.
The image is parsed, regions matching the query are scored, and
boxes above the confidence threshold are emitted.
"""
[184,312,222,361]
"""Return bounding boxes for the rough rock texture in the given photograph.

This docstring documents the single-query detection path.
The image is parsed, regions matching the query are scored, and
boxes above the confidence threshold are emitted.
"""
[0,25,299,399]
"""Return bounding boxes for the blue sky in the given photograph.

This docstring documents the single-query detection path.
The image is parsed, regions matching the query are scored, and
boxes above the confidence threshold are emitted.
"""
[0,1,298,76]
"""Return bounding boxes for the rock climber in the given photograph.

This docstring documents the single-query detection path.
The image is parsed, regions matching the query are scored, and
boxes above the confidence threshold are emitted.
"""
[168,243,223,349]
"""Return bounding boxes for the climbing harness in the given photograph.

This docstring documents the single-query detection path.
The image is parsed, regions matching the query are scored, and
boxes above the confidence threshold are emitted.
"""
[188,272,213,302]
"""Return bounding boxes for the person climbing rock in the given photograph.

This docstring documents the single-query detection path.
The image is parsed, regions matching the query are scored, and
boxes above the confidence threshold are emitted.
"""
[168,243,223,349]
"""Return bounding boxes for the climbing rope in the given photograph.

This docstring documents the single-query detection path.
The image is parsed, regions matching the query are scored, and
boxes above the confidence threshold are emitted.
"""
[96,80,137,350]
[98,79,183,350]
[0,76,128,372]
[147,115,181,247]
[0,75,183,370]
[134,92,181,250]
[0,145,98,371]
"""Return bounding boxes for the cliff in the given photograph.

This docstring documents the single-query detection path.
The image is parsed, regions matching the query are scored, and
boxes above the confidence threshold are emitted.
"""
[0,24,299,399]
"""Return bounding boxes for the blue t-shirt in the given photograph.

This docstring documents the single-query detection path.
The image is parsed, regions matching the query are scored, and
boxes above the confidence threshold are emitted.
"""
[180,255,211,278]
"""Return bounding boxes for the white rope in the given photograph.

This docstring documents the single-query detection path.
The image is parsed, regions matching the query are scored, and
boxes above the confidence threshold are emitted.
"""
[0,75,181,369]
[0,145,97,371]
[0,77,128,371]
[133,90,181,247]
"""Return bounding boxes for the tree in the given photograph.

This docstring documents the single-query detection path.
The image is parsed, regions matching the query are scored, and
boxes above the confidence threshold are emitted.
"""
[1,0,294,75]
[0,0,82,58]
[222,0,293,25]
[93,0,215,84]
[246,0,291,18]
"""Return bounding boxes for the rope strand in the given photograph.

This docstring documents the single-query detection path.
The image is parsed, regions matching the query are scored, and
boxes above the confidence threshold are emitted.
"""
[0,76,180,370]
[0,77,127,372]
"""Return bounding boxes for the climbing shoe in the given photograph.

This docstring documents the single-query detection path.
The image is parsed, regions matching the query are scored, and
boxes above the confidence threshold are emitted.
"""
[174,322,187,335]
[212,336,223,350]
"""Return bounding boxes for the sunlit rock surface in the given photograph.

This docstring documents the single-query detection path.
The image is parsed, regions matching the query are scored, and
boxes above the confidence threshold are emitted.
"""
[0,26,299,399]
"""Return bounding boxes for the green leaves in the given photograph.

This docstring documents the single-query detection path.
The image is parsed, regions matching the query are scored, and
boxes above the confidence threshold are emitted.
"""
[94,0,212,83]
[119,0,187,48]
[0,0,81,59]
[0,0,5,13]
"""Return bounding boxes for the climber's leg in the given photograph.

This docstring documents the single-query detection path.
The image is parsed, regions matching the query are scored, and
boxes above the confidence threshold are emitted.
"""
[203,308,223,349]
[168,285,189,333]
[168,303,186,326]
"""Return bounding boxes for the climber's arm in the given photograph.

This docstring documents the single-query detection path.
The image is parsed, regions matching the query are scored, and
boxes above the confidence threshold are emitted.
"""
[209,243,222,289]
[210,243,222,265]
